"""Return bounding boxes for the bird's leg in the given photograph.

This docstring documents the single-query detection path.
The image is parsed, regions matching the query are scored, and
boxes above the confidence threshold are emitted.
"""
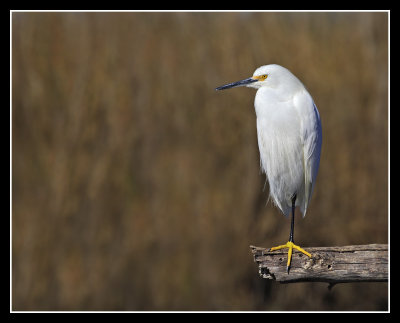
[289,194,295,243]
[269,194,312,274]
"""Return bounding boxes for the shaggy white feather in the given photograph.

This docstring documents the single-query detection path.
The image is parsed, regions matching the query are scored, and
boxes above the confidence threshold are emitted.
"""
[248,65,322,217]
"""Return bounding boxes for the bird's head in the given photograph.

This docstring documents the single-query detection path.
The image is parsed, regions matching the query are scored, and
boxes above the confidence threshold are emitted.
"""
[215,64,301,91]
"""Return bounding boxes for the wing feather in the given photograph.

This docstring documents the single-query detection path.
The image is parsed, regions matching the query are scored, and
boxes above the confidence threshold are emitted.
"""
[294,91,322,216]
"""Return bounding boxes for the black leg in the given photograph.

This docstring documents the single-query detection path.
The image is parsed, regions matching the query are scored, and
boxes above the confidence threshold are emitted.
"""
[289,194,296,243]
[287,194,296,274]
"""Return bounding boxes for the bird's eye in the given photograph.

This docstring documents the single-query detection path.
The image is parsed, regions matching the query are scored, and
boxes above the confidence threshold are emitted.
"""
[256,74,268,81]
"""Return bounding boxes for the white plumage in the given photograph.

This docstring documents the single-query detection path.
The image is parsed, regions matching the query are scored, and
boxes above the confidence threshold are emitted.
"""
[252,65,322,217]
[216,64,322,218]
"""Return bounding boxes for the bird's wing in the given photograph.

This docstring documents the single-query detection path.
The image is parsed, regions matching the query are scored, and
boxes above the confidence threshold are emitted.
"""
[293,90,322,216]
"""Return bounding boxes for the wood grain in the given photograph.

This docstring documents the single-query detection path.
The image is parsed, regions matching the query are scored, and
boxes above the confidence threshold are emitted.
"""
[250,244,388,284]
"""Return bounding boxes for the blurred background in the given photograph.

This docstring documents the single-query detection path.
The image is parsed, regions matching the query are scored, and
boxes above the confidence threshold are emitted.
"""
[12,12,388,311]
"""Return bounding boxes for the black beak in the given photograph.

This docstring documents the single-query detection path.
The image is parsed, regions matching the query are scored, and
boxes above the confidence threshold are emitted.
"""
[215,77,257,91]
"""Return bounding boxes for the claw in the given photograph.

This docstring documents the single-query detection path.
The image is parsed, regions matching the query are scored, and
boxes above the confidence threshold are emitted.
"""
[269,241,312,274]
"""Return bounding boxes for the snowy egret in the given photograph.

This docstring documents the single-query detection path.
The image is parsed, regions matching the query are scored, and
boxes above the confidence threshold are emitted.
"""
[216,64,322,273]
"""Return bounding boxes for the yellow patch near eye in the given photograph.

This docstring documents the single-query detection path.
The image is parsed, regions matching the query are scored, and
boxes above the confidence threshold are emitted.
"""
[253,74,268,81]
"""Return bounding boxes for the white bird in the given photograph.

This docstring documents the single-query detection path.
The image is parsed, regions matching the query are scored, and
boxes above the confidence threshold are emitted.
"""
[216,64,322,273]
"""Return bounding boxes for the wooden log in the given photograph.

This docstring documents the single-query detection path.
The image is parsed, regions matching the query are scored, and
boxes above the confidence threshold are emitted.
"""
[250,244,388,284]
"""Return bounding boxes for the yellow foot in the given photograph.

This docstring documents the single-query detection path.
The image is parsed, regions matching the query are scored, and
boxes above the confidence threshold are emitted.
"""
[269,241,312,274]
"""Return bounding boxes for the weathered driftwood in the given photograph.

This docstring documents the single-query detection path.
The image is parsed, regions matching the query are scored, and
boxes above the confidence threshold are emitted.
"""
[250,244,388,284]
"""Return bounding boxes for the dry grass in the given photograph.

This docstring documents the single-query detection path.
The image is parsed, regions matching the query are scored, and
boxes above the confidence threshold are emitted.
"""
[12,12,388,311]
